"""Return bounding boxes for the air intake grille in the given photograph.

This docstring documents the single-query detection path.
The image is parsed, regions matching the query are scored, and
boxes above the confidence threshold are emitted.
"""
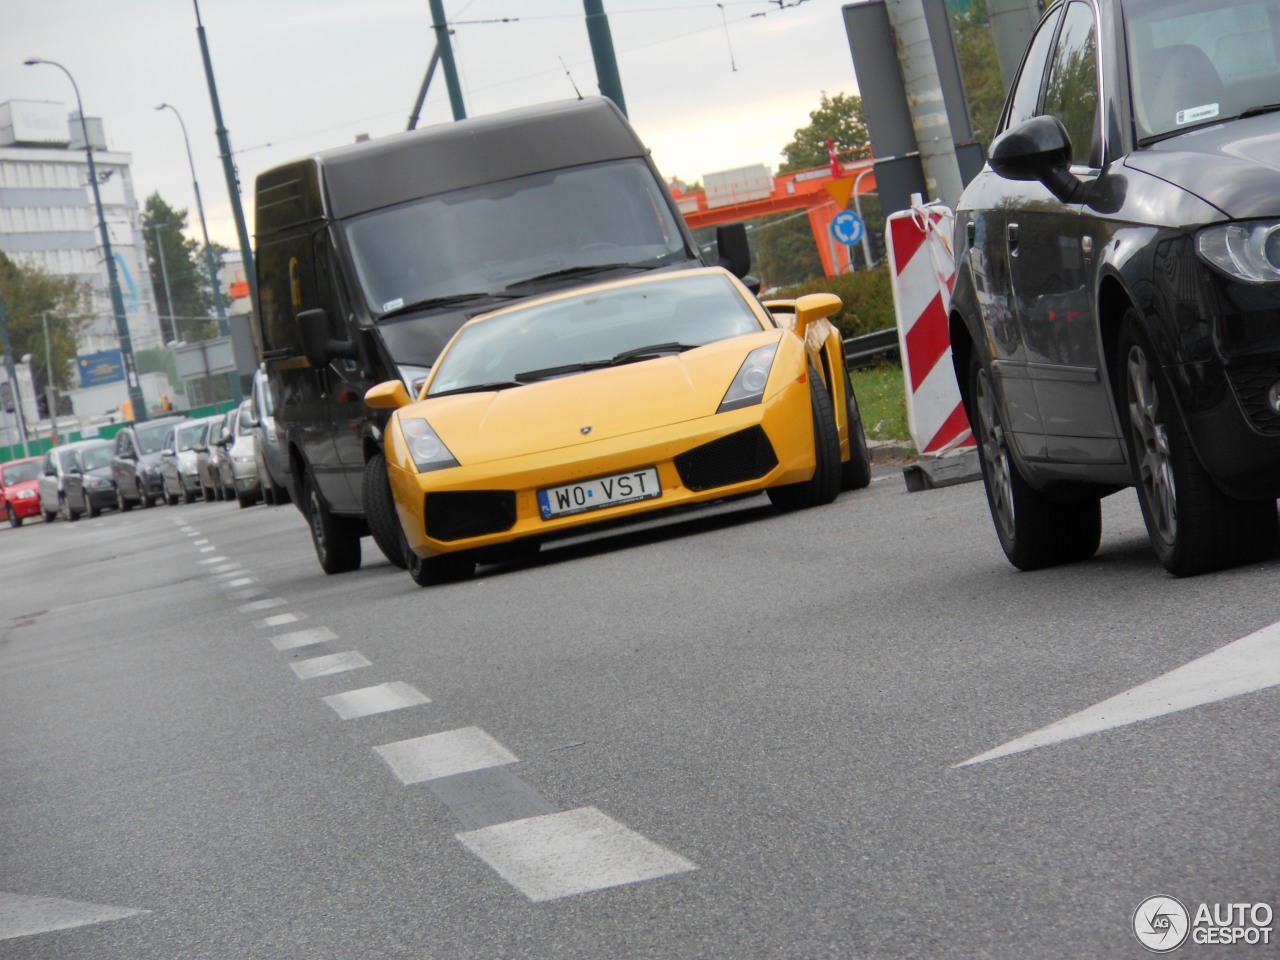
[1226,361,1280,437]
[424,490,517,542]
[674,426,779,492]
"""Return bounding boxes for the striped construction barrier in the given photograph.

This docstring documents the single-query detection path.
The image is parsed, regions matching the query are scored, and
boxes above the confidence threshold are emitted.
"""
[885,200,975,457]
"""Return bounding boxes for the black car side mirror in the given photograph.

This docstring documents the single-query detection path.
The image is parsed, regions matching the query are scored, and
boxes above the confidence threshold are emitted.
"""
[298,308,358,368]
[988,115,1083,205]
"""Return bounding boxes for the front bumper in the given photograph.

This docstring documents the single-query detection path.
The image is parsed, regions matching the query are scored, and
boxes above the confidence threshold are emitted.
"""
[6,494,40,519]
[387,378,815,558]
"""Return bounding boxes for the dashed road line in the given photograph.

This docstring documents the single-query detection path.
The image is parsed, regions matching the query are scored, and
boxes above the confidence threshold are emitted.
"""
[290,651,371,679]
[238,598,286,613]
[258,612,303,628]
[374,727,517,784]
[323,682,430,719]
[270,626,338,651]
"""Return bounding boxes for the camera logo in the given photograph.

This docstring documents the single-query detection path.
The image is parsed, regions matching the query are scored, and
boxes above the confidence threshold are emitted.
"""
[1134,895,1190,952]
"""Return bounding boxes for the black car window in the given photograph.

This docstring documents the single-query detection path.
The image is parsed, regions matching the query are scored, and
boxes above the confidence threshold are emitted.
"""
[1043,1,1100,166]
[1005,6,1065,131]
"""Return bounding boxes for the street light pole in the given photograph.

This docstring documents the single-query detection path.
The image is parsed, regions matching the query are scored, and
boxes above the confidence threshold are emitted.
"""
[24,57,149,422]
[41,311,59,444]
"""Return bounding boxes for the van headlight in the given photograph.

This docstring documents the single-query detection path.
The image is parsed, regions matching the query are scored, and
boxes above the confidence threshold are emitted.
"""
[1198,220,1280,282]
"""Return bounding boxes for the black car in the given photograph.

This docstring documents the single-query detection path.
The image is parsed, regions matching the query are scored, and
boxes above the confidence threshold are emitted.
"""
[950,0,1280,577]
[111,416,188,511]
[64,439,117,518]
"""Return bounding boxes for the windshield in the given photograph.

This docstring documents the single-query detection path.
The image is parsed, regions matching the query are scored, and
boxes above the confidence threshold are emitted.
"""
[80,445,113,470]
[428,272,764,397]
[176,422,206,451]
[136,423,174,455]
[344,159,689,317]
[1128,0,1280,141]
[1,460,41,484]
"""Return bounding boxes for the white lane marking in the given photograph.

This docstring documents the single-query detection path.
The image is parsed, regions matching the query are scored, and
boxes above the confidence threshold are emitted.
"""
[229,588,266,601]
[290,651,371,680]
[185,530,199,536]
[238,598,285,613]
[457,807,697,903]
[198,546,217,553]
[193,539,209,545]
[270,627,338,651]
[0,892,149,940]
[227,577,256,587]
[374,727,516,784]
[258,613,303,628]
[198,556,227,564]
[958,619,1280,767]
[324,682,431,720]
[212,563,242,573]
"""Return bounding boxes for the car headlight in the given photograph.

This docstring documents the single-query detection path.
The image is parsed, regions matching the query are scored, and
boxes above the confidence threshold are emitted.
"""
[16,489,36,500]
[1198,220,1280,282]
[399,364,432,398]
[718,343,779,413]
[400,417,458,472]
[88,478,110,490]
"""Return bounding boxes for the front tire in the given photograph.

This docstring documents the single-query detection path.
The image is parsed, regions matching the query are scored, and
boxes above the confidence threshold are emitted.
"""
[840,368,872,491]
[407,550,477,587]
[1119,311,1277,575]
[363,454,408,569]
[117,488,133,513]
[304,473,362,574]
[768,369,842,511]
[969,350,1101,570]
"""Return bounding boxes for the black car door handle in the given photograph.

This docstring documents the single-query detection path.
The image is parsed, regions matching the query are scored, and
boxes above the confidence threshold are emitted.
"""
[1007,222,1020,255]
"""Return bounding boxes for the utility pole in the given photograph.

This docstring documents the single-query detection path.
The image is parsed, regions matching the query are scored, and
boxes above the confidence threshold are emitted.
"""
[583,0,628,116]
[41,312,59,444]
[427,0,467,121]
[152,226,179,343]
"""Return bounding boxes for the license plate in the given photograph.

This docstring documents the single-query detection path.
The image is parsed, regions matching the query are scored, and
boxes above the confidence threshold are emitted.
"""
[538,467,661,519]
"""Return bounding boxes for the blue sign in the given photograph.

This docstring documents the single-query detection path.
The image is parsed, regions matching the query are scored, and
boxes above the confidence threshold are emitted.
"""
[831,210,864,246]
[78,349,126,388]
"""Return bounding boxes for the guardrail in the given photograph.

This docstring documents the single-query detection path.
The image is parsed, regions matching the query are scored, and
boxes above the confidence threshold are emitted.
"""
[843,327,899,369]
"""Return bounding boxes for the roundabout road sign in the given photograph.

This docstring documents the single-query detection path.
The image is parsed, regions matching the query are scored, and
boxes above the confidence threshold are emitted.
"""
[831,210,864,246]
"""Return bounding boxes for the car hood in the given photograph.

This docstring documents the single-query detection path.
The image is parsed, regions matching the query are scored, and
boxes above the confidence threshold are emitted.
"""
[412,331,785,465]
[84,466,114,481]
[1126,112,1280,220]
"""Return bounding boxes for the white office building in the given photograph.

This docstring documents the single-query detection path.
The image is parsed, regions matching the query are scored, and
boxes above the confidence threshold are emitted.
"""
[0,99,165,360]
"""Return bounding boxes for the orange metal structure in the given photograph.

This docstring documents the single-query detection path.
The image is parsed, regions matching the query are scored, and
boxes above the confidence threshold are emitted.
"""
[669,158,877,278]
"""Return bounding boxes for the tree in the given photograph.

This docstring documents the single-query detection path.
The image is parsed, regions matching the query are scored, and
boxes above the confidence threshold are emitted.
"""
[758,92,874,287]
[0,251,89,413]
[141,193,224,342]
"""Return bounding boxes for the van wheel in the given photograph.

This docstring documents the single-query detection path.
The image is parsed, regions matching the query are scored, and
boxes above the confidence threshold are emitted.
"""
[767,368,841,511]
[304,474,362,574]
[969,350,1101,569]
[1119,310,1277,575]
[363,454,408,569]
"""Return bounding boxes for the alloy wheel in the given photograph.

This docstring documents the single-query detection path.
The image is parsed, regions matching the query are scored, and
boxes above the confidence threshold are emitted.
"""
[974,366,1015,541]
[1126,344,1177,546]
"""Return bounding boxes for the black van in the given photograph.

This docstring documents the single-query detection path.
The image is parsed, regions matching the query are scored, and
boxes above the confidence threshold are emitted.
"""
[255,97,752,574]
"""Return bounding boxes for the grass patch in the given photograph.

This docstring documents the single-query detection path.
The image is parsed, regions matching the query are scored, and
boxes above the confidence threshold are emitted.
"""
[850,363,912,445]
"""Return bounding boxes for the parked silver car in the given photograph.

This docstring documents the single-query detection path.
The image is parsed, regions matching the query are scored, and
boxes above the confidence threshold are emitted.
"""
[218,399,261,508]
[64,439,117,518]
[37,441,101,522]
[160,417,220,505]
[199,410,235,501]
[249,367,290,506]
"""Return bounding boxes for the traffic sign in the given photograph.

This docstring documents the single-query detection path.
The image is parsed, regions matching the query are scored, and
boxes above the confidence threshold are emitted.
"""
[831,210,864,246]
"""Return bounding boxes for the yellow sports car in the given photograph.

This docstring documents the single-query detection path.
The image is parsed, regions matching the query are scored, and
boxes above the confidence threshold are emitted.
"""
[365,267,871,586]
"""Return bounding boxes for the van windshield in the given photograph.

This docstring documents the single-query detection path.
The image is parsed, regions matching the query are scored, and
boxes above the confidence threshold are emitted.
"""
[343,159,690,318]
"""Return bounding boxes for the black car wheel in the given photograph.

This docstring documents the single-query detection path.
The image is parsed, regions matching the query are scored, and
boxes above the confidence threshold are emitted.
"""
[117,487,133,513]
[362,454,408,569]
[60,495,78,522]
[8,510,21,528]
[407,549,477,587]
[969,350,1101,570]
[767,368,842,511]
[839,368,873,491]
[304,473,362,574]
[1119,311,1277,576]
[87,493,101,519]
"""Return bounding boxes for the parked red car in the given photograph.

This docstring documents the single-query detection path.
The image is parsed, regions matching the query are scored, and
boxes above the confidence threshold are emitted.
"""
[1,456,44,527]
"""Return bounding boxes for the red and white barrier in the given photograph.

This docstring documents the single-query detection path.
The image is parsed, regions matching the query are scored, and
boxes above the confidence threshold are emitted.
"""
[886,200,974,455]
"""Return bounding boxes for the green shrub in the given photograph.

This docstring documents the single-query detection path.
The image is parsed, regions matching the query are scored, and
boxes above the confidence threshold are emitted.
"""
[767,265,896,339]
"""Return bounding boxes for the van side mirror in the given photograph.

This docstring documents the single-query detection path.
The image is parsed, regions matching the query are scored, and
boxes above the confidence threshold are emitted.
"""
[715,222,752,279]
[793,293,843,338]
[365,380,412,411]
[298,308,358,367]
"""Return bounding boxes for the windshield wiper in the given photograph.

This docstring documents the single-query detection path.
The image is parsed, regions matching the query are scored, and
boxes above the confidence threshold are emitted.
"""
[504,263,643,290]
[1239,103,1280,119]
[427,380,524,398]
[379,291,513,319]
[514,343,699,384]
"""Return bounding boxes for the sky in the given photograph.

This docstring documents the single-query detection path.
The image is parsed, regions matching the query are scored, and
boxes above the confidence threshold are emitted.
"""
[4,0,862,250]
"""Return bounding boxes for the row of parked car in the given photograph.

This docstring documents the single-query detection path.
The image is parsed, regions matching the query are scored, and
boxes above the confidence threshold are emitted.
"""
[0,369,290,528]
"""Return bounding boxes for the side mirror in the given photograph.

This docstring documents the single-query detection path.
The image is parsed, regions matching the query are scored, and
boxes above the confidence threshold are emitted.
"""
[161,449,175,458]
[243,409,259,428]
[715,222,752,279]
[988,115,1083,204]
[365,380,412,411]
[793,293,843,338]
[298,308,357,368]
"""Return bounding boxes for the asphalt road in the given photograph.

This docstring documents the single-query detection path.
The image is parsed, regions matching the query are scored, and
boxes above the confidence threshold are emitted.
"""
[2,461,1277,959]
